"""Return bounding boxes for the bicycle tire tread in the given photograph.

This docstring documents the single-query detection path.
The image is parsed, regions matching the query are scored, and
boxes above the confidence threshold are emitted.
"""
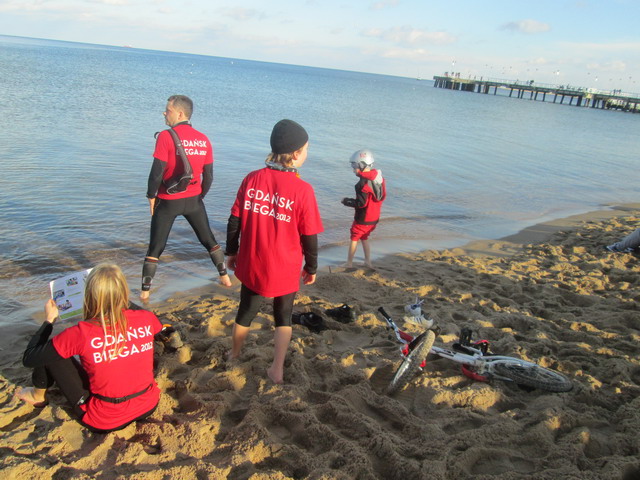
[492,361,572,392]
[387,330,436,395]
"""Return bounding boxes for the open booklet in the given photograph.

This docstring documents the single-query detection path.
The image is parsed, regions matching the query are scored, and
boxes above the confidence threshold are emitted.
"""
[49,268,93,321]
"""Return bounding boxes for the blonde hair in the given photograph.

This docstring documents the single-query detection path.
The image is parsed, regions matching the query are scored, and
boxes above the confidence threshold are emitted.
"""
[83,264,129,358]
[265,151,296,168]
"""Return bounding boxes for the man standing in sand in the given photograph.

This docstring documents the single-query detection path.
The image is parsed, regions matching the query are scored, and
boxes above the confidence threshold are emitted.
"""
[141,95,231,301]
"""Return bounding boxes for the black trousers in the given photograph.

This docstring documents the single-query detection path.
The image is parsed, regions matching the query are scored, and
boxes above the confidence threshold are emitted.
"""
[235,284,296,327]
[147,195,219,258]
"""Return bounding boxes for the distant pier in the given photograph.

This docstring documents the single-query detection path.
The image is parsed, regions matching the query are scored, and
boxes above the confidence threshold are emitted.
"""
[433,75,640,113]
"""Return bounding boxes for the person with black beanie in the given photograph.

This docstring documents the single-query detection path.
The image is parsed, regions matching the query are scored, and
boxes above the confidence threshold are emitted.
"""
[225,119,323,384]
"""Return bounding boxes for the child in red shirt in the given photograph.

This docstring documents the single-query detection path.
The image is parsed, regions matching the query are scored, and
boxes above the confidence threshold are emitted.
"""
[341,149,386,268]
[225,120,323,384]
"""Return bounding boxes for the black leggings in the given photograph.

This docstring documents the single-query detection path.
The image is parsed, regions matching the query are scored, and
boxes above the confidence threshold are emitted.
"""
[32,359,156,434]
[147,195,220,258]
[235,284,296,327]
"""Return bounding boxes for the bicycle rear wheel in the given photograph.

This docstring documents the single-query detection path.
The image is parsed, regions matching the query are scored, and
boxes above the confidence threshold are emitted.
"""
[386,330,436,395]
[492,360,572,392]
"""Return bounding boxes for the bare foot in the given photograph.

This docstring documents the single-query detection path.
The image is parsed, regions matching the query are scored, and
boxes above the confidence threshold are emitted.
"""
[341,262,353,268]
[140,290,150,302]
[15,387,48,408]
[364,262,373,268]
[266,365,284,384]
[219,274,232,287]
[226,350,239,363]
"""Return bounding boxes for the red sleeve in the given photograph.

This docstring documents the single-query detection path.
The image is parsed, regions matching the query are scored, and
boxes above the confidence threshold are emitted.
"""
[148,311,163,335]
[297,184,323,236]
[152,130,172,163]
[51,325,84,359]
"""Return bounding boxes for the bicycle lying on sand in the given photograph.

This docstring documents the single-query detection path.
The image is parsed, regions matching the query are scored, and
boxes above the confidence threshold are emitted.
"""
[377,306,573,395]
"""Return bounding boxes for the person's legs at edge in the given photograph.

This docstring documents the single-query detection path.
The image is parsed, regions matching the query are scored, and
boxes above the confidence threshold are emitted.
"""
[611,227,640,251]
[266,291,295,384]
[230,285,264,360]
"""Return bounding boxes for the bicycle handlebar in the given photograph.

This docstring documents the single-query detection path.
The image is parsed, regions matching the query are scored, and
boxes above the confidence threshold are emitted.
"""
[377,306,391,321]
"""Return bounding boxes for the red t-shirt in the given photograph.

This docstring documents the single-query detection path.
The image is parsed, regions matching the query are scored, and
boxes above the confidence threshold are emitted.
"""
[52,309,163,430]
[154,123,214,200]
[230,167,323,297]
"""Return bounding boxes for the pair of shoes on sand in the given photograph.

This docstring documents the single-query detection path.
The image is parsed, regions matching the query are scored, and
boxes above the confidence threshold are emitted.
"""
[403,298,435,328]
[293,304,357,332]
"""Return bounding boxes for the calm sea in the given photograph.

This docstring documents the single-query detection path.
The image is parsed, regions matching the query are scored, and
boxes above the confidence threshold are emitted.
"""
[1,35,638,327]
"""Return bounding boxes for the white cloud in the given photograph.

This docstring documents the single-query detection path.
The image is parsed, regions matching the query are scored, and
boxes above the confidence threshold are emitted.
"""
[219,7,265,21]
[563,41,640,53]
[528,57,550,65]
[585,60,627,72]
[87,0,130,5]
[371,0,399,10]
[378,47,430,60]
[363,26,456,46]
[501,19,551,34]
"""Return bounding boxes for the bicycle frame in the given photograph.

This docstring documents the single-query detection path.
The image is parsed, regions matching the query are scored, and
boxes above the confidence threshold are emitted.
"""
[377,306,541,382]
[377,306,573,393]
[429,345,540,382]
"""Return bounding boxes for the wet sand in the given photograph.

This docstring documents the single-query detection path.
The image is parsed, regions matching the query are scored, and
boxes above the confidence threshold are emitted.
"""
[1,204,639,479]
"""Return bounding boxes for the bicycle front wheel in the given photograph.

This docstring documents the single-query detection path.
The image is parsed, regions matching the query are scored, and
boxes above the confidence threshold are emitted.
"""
[386,330,436,395]
[492,360,572,392]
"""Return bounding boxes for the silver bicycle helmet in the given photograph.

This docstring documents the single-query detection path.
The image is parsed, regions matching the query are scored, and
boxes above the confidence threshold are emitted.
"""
[350,149,375,170]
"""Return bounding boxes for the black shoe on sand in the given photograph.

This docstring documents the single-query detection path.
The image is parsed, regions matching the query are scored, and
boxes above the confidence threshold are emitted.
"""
[292,312,326,333]
[325,304,356,323]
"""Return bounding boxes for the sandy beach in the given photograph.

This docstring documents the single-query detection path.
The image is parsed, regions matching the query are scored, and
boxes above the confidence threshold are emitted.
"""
[1,205,639,479]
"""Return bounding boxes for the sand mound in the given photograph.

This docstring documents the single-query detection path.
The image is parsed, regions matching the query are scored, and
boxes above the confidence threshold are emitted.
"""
[1,214,639,479]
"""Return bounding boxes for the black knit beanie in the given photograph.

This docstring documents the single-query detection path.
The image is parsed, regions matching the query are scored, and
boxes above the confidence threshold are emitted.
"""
[270,119,309,154]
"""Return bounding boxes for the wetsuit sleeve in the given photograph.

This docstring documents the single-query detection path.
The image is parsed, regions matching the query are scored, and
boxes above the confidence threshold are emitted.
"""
[225,214,241,255]
[201,163,213,198]
[301,234,318,275]
[354,180,370,208]
[146,158,167,198]
[22,322,65,368]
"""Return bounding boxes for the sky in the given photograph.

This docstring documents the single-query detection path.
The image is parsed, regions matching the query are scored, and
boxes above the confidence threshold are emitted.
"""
[1,0,639,92]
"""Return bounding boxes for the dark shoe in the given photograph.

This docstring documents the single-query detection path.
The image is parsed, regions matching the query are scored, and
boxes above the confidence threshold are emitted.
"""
[325,304,356,323]
[292,312,326,333]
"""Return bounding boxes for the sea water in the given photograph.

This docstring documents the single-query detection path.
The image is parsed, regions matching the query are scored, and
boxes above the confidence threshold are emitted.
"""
[1,35,638,326]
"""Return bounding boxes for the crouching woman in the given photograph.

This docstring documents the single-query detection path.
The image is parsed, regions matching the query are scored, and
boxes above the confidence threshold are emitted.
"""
[15,263,163,433]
